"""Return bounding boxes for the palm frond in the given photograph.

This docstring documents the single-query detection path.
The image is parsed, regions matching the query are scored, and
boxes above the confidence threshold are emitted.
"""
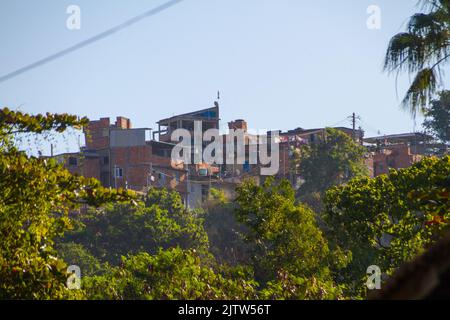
[402,68,438,116]
[384,32,425,73]
[408,13,442,35]
[385,0,450,116]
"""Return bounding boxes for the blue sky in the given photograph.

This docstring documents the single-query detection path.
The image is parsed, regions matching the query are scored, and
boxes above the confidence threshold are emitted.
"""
[0,0,437,154]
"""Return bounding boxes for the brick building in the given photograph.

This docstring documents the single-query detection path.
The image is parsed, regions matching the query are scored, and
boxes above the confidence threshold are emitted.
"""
[52,104,226,208]
[364,132,439,176]
[52,101,445,208]
[54,115,187,200]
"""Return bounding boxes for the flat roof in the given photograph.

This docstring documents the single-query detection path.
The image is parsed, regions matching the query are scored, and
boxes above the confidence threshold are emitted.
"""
[364,132,433,144]
[281,126,360,136]
[157,106,220,124]
[109,127,152,131]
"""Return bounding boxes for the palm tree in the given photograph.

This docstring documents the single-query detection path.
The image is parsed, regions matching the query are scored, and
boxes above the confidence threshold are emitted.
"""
[384,0,450,117]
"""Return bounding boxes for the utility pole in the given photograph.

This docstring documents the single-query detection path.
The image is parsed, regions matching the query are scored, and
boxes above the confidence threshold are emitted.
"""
[352,112,356,141]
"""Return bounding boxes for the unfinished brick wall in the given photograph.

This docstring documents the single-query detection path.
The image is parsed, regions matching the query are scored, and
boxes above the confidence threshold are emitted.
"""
[110,144,186,192]
[81,157,101,181]
[60,154,101,181]
[85,117,110,150]
[373,144,423,176]
[115,116,131,129]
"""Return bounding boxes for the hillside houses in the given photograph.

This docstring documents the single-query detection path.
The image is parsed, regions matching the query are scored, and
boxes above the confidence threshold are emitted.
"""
[49,101,447,208]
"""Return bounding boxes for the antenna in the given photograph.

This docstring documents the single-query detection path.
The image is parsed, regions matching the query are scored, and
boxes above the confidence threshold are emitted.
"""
[217,91,220,100]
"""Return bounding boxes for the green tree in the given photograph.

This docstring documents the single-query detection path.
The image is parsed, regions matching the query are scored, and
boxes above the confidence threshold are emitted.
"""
[55,243,103,277]
[323,156,450,296]
[61,188,208,265]
[423,90,450,144]
[0,107,134,299]
[83,248,258,300]
[203,188,250,266]
[384,0,450,116]
[234,177,349,299]
[297,128,368,198]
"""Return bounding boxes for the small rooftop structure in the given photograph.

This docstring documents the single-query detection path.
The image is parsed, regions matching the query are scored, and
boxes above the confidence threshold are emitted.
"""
[228,119,248,131]
[155,103,220,142]
[157,105,220,125]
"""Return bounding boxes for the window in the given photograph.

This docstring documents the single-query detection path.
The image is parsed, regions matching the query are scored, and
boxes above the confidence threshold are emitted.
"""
[114,167,123,178]
[103,156,109,165]
[68,157,78,166]
[152,145,172,158]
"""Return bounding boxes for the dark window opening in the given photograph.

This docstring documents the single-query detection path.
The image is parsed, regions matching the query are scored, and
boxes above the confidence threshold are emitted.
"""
[152,144,172,158]
[68,157,78,166]
[182,120,194,131]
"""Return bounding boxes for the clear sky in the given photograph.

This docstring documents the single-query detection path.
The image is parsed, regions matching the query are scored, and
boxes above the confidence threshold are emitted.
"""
[0,0,438,155]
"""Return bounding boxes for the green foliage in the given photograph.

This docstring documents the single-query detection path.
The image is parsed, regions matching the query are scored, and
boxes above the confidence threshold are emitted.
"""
[2,106,448,300]
[323,156,450,296]
[423,90,450,143]
[234,177,348,299]
[83,248,257,300]
[61,188,208,265]
[259,270,345,300]
[0,107,135,299]
[384,0,450,115]
[298,128,368,196]
[207,187,227,204]
[55,243,102,277]
[203,190,250,266]
[0,107,89,150]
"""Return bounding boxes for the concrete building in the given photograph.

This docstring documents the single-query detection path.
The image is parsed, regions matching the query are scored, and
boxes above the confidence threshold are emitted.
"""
[53,116,187,202]
[52,104,225,208]
[364,132,442,176]
[51,100,446,208]
[153,103,220,143]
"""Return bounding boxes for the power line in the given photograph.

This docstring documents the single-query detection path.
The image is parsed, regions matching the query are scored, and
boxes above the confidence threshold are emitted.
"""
[359,117,383,136]
[0,0,184,84]
[326,117,351,128]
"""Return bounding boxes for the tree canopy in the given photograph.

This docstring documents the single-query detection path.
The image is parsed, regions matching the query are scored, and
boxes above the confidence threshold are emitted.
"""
[297,128,368,195]
[423,90,450,143]
[0,108,135,299]
[1,107,449,300]
[323,155,450,296]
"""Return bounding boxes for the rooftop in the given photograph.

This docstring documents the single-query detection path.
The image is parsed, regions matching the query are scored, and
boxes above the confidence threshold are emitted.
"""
[157,105,220,125]
[364,132,433,144]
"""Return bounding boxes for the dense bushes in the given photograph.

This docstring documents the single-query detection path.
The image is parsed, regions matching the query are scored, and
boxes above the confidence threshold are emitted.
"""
[1,108,449,300]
